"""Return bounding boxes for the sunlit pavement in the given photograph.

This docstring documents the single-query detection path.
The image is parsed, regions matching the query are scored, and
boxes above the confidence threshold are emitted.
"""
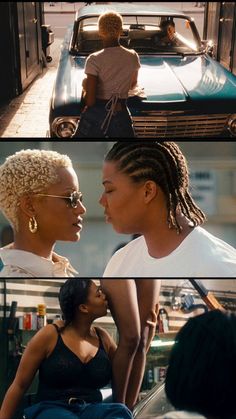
[43,2,205,13]
[0,2,204,139]
[44,2,85,13]
[0,39,62,138]
[0,4,84,138]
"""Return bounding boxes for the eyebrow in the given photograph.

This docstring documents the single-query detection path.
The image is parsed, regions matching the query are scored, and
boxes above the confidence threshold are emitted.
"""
[63,188,79,193]
[102,180,113,186]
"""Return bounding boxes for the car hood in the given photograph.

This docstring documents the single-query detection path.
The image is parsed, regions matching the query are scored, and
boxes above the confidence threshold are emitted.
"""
[137,55,236,104]
[52,53,236,113]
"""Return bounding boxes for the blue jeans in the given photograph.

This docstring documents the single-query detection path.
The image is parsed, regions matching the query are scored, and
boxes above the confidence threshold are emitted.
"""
[74,103,135,138]
[23,400,133,419]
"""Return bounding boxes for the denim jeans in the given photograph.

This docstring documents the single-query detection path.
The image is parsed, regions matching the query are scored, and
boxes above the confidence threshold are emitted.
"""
[23,400,133,419]
[74,103,135,139]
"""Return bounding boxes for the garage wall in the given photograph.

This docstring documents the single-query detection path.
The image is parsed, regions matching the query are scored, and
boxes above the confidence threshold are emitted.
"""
[205,2,236,74]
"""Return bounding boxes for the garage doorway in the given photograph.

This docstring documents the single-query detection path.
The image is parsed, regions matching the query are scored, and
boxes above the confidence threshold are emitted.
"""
[218,2,236,71]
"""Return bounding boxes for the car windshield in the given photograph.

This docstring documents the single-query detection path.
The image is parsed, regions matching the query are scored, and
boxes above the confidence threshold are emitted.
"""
[72,15,201,56]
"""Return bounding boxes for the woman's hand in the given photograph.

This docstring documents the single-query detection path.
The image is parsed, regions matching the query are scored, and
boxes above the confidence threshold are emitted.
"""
[53,319,64,328]
[146,303,159,328]
[146,303,159,352]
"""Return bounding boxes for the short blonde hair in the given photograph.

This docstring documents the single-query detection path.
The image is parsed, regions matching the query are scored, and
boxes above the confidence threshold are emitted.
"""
[98,11,123,38]
[0,149,72,231]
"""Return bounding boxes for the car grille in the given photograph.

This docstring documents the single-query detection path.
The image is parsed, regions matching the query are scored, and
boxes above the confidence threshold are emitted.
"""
[132,113,229,138]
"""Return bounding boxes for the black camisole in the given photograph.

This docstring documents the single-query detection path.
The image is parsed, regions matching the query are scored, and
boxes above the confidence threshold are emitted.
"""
[36,324,112,403]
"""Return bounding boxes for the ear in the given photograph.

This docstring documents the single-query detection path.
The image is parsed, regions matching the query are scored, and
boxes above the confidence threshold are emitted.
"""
[18,195,37,218]
[78,303,89,314]
[143,181,158,203]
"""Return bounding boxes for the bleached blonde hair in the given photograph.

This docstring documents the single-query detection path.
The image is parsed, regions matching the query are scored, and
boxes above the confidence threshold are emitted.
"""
[98,11,123,38]
[0,149,72,231]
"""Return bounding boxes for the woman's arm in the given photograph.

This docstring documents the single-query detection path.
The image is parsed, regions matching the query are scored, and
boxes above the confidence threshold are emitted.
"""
[0,325,56,419]
[95,326,117,361]
[83,74,98,107]
[130,70,139,90]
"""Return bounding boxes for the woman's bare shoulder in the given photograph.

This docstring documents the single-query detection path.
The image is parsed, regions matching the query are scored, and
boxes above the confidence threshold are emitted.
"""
[31,323,59,340]
[22,324,58,355]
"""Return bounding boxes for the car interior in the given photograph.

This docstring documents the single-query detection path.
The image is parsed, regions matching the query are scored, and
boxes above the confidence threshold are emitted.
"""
[74,18,197,54]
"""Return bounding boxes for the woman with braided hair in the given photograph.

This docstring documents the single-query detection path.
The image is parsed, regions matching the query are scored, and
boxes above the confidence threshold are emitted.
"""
[99,141,236,410]
[100,141,236,277]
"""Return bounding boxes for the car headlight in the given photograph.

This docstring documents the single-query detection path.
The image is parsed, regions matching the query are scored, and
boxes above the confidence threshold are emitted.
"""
[51,117,79,138]
[228,114,236,136]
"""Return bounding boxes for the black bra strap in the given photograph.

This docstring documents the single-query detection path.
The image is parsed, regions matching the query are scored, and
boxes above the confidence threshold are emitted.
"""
[94,327,104,349]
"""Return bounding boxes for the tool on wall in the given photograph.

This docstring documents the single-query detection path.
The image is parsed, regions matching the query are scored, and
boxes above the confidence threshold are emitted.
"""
[189,279,225,311]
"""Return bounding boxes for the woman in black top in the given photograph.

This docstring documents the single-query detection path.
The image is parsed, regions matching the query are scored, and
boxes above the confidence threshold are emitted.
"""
[0,279,132,419]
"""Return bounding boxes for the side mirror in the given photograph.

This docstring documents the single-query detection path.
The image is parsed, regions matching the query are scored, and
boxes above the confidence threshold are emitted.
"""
[201,40,215,58]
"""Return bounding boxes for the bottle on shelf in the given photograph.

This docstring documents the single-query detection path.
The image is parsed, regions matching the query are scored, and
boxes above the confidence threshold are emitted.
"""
[37,304,47,330]
[158,308,169,333]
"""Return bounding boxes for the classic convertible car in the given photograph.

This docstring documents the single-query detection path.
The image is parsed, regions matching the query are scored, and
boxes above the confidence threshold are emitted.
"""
[49,3,236,138]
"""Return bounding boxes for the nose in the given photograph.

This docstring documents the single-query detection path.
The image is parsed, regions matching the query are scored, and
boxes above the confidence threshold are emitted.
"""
[99,192,106,207]
[100,289,107,300]
[74,201,86,215]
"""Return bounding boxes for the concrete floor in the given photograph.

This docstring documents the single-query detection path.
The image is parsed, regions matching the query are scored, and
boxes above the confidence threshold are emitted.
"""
[0,37,62,138]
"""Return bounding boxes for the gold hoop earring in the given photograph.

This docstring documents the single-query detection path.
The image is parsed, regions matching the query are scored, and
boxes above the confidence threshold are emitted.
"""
[29,216,38,233]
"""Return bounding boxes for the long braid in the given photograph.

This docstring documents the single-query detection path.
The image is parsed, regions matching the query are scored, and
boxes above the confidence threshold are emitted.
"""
[162,143,205,225]
[105,141,206,233]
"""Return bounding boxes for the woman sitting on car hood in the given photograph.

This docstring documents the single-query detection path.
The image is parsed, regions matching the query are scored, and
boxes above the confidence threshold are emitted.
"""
[0,279,133,419]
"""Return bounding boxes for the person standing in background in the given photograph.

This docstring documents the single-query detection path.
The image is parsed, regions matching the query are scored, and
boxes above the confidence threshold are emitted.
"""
[100,278,160,411]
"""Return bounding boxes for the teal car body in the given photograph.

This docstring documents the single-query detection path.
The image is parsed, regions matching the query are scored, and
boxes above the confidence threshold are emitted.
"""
[49,3,236,138]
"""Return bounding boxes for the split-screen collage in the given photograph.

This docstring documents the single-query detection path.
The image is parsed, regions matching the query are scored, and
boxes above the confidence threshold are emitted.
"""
[0,2,236,419]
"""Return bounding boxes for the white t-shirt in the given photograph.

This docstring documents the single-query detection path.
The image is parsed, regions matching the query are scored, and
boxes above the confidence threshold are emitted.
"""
[85,45,141,100]
[103,226,236,277]
[0,248,77,277]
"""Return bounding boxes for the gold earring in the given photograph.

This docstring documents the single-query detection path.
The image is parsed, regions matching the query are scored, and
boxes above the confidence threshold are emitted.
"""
[29,216,38,233]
